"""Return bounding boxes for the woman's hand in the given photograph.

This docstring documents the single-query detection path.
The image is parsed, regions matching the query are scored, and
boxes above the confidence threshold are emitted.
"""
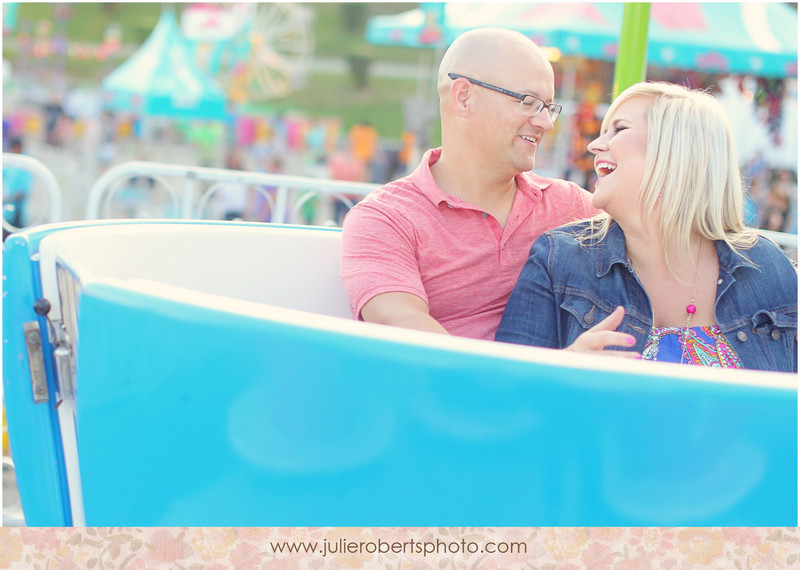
[566,306,641,358]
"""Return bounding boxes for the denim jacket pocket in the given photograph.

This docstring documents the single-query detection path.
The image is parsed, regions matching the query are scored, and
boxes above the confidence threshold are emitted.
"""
[561,294,610,332]
[560,293,651,350]
[746,308,798,371]
[558,295,632,351]
[750,308,797,335]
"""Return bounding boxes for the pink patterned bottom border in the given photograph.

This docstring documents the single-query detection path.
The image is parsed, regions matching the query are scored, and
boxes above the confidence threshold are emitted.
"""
[1,527,799,569]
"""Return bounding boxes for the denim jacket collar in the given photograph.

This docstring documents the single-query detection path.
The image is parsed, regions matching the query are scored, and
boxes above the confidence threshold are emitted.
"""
[594,222,631,278]
[715,236,762,276]
[594,221,761,278]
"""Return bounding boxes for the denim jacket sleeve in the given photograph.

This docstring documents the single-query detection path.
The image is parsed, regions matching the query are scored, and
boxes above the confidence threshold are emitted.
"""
[495,232,563,348]
[714,237,798,372]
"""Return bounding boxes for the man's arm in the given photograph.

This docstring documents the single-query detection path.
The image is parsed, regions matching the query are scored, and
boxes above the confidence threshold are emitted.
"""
[341,195,442,334]
[361,292,450,335]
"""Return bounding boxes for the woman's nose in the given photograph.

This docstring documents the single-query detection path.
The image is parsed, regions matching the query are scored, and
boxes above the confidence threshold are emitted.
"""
[587,133,607,154]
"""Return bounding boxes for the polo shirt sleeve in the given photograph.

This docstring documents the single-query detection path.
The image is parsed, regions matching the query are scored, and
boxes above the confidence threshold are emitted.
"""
[570,182,601,221]
[340,201,428,320]
[495,232,562,348]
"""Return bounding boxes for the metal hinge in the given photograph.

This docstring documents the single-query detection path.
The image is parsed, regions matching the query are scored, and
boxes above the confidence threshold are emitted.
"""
[23,321,49,404]
[31,297,76,403]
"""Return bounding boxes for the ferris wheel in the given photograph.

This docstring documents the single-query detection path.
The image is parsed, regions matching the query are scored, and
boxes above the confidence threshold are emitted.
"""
[182,3,315,103]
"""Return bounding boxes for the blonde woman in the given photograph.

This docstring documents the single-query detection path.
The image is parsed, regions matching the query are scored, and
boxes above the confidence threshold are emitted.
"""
[496,82,797,372]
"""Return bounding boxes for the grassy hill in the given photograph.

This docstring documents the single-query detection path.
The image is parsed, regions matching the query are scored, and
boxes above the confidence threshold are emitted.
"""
[4,3,439,140]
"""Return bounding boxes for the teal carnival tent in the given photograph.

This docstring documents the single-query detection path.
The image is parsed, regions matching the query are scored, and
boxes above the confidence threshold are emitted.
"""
[100,10,228,120]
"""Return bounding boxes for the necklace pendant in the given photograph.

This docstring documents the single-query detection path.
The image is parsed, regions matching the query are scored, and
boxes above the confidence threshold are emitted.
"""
[686,304,697,315]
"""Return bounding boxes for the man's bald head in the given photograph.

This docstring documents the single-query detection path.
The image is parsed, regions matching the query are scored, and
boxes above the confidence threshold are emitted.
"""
[437,28,553,100]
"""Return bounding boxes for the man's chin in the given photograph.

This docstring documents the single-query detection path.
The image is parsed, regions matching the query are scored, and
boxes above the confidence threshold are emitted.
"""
[507,152,537,176]
[518,156,537,174]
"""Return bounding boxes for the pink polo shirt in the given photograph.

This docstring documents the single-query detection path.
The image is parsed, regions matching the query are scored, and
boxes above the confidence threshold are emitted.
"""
[340,148,597,340]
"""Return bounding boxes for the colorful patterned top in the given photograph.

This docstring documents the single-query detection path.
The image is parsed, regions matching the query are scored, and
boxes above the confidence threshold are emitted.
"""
[642,326,743,368]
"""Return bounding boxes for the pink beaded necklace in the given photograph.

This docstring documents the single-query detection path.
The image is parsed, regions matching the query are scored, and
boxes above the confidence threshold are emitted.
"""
[681,241,704,363]
[684,241,704,328]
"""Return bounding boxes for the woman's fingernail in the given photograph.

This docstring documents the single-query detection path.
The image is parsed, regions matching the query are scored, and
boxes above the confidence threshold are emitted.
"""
[635,354,643,360]
[627,336,635,345]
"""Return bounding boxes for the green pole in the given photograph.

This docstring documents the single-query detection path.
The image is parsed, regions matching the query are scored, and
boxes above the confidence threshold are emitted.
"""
[612,2,651,99]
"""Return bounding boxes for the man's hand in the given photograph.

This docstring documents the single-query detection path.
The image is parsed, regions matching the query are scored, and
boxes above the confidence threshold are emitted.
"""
[566,306,641,358]
[361,292,450,335]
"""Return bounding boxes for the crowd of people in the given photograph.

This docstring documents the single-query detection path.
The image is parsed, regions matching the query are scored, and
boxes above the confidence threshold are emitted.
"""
[742,152,797,234]
[2,94,424,229]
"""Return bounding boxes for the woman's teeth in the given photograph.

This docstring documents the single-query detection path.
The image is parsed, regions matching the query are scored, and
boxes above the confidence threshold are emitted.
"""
[597,164,617,177]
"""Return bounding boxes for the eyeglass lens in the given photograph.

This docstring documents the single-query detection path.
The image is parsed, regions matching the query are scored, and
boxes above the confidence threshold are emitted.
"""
[522,97,560,121]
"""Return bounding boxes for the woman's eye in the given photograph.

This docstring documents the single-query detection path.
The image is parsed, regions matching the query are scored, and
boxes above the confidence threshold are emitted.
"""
[614,125,628,134]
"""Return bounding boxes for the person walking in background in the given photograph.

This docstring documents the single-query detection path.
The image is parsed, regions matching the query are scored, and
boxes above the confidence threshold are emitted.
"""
[43,92,65,147]
[328,140,369,225]
[761,168,794,233]
[215,149,251,221]
[3,138,33,240]
[348,120,378,177]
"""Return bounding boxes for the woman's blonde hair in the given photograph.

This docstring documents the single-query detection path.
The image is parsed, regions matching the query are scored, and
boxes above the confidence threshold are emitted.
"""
[580,81,758,262]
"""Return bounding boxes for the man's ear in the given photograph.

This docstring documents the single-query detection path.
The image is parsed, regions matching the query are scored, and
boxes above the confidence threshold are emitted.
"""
[450,78,472,117]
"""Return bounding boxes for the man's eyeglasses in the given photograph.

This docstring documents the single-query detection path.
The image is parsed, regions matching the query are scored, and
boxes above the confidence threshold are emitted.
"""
[448,73,562,122]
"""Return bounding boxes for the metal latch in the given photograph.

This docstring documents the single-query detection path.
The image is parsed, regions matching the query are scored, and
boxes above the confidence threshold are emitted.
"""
[23,321,49,404]
[53,344,75,400]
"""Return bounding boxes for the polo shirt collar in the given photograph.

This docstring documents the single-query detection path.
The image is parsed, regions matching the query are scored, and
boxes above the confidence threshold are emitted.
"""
[412,147,555,210]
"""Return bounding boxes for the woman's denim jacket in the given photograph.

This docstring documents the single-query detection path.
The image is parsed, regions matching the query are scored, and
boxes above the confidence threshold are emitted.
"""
[496,221,798,373]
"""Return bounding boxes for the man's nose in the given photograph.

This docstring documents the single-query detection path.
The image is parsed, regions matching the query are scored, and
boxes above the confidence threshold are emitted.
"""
[531,111,555,132]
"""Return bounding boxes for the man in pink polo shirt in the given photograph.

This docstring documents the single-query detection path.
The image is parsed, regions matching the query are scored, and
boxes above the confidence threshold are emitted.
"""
[340,28,597,341]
